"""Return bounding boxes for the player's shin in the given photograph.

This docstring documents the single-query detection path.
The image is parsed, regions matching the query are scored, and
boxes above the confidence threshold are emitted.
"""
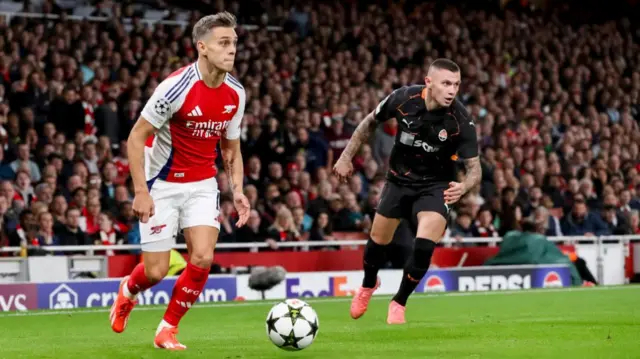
[125,263,159,299]
[161,262,210,328]
[392,238,436,306]
[362,238,388,288]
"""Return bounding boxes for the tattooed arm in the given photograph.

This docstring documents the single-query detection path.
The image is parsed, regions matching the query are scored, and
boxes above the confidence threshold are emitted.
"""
[334,88,402,181]
[337,88,404,162]
[337,112,378,163]
[444,100,481,203]
[220,138,244,194]
[461,156,482,194]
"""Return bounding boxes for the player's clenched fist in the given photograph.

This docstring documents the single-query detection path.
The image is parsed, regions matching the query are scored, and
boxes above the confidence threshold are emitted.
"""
[333,158,353,183]
[133,191,155,223]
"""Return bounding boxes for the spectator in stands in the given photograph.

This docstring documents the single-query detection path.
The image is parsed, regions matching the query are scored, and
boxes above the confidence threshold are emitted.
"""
[309,212,334,243]
[14,170,36,207]
[308,181,332,218]
[473,206,498,238]
[236,209,267,244]
[265,206,302,250]
[0,147,15,180]
[372,118,396,171]
[450,212,475,239]
[292,206,312,237]
[55,208,89,247]
[35,183,53,206]
[10,144,41,182]
[37,211,58,246]
[8,210,36,247]
[601,205,632,235]
[50,194,67,227]
[93,213,124,254]
[328,193,359,231]
[561,196,611,236]
[499,189,523,236]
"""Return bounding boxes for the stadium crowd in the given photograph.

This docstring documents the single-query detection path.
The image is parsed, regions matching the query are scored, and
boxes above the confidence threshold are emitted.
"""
[0,0,639,255]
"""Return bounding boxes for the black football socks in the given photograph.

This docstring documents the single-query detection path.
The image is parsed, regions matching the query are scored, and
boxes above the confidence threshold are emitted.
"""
[362,238,387,288]
[392,238,436,306]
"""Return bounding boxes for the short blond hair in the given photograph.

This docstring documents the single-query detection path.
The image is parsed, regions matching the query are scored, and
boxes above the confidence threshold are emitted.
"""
[192,11,237,44]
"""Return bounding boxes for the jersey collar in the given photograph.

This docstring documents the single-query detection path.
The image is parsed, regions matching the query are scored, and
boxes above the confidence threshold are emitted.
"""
[192,62,202,81]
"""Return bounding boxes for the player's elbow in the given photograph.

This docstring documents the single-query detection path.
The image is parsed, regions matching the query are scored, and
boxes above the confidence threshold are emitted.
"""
[128,117,156,146]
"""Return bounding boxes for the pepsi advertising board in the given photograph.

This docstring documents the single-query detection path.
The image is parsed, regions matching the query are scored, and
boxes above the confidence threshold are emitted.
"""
[417,265,571,293]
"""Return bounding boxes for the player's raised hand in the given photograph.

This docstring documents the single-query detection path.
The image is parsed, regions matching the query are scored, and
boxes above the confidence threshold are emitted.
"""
[132,191,155,223]
[333,158,353,183]
[233,192,251,227]
[443,182,466,205]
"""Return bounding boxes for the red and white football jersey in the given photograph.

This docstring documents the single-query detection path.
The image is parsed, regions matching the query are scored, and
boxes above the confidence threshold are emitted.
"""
[141,62,245,186]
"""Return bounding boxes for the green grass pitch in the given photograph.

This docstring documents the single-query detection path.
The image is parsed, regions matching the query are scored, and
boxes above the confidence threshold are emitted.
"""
[0,286,638,359]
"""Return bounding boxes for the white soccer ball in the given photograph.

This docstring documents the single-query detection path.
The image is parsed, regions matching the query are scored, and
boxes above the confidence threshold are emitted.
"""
[265,298,319,351]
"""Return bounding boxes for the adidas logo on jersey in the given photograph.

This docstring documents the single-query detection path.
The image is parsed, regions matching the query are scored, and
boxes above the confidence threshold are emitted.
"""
[187,106,203,117]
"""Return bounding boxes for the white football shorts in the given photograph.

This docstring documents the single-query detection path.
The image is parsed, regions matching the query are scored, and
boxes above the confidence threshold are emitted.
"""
[140,176,221,252]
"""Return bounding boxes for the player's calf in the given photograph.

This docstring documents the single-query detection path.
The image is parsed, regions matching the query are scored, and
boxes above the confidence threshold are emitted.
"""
[362,215,399,287]
[159,262,210,330]
[392,238,436,307]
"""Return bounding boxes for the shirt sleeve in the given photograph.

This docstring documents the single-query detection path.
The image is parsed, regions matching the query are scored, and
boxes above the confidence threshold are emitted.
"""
[140,78,180,129]
[455,106,479,159]
[225,86,246,140]
[373,87,404,123]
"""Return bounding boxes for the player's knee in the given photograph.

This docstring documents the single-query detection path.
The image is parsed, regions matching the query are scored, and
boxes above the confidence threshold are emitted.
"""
[416,213,447,241]
[369,227,393,245]
[145,264,169,283]
[189,251,213,269]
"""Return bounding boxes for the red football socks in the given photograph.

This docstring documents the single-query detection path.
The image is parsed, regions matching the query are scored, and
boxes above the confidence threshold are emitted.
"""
[163,262,210,326]
[127,263,156,296]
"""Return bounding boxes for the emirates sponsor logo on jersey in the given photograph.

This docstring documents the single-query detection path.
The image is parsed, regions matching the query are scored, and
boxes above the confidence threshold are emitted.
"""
[186,120,230,138]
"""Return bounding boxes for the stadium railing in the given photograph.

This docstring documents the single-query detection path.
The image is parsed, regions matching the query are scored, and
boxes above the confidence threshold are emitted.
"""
[1,235,638,284]
[1,234,637,253]
[0,11,283,31]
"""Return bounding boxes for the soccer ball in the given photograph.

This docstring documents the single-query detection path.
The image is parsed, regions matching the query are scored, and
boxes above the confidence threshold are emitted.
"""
[265,299,319,351]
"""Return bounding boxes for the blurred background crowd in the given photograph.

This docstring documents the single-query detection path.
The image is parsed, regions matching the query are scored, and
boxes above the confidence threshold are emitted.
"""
[0,0,638,255]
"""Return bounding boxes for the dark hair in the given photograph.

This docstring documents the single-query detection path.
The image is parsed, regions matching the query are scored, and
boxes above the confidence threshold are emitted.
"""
[312,211,333,234]
[429,58,460,73]
[71,187,87,198]
[65,207,81,217]
[19,209,33,222]
[192,12,237,44]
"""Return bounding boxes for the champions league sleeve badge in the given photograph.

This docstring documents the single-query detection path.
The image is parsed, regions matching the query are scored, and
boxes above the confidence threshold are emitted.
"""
[154,97,171,116]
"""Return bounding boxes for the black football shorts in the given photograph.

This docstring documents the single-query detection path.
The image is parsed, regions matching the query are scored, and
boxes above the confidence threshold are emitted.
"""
[376,180,450,224]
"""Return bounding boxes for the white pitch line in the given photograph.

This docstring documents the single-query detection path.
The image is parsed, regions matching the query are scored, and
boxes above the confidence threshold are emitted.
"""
[0,285,637,318]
